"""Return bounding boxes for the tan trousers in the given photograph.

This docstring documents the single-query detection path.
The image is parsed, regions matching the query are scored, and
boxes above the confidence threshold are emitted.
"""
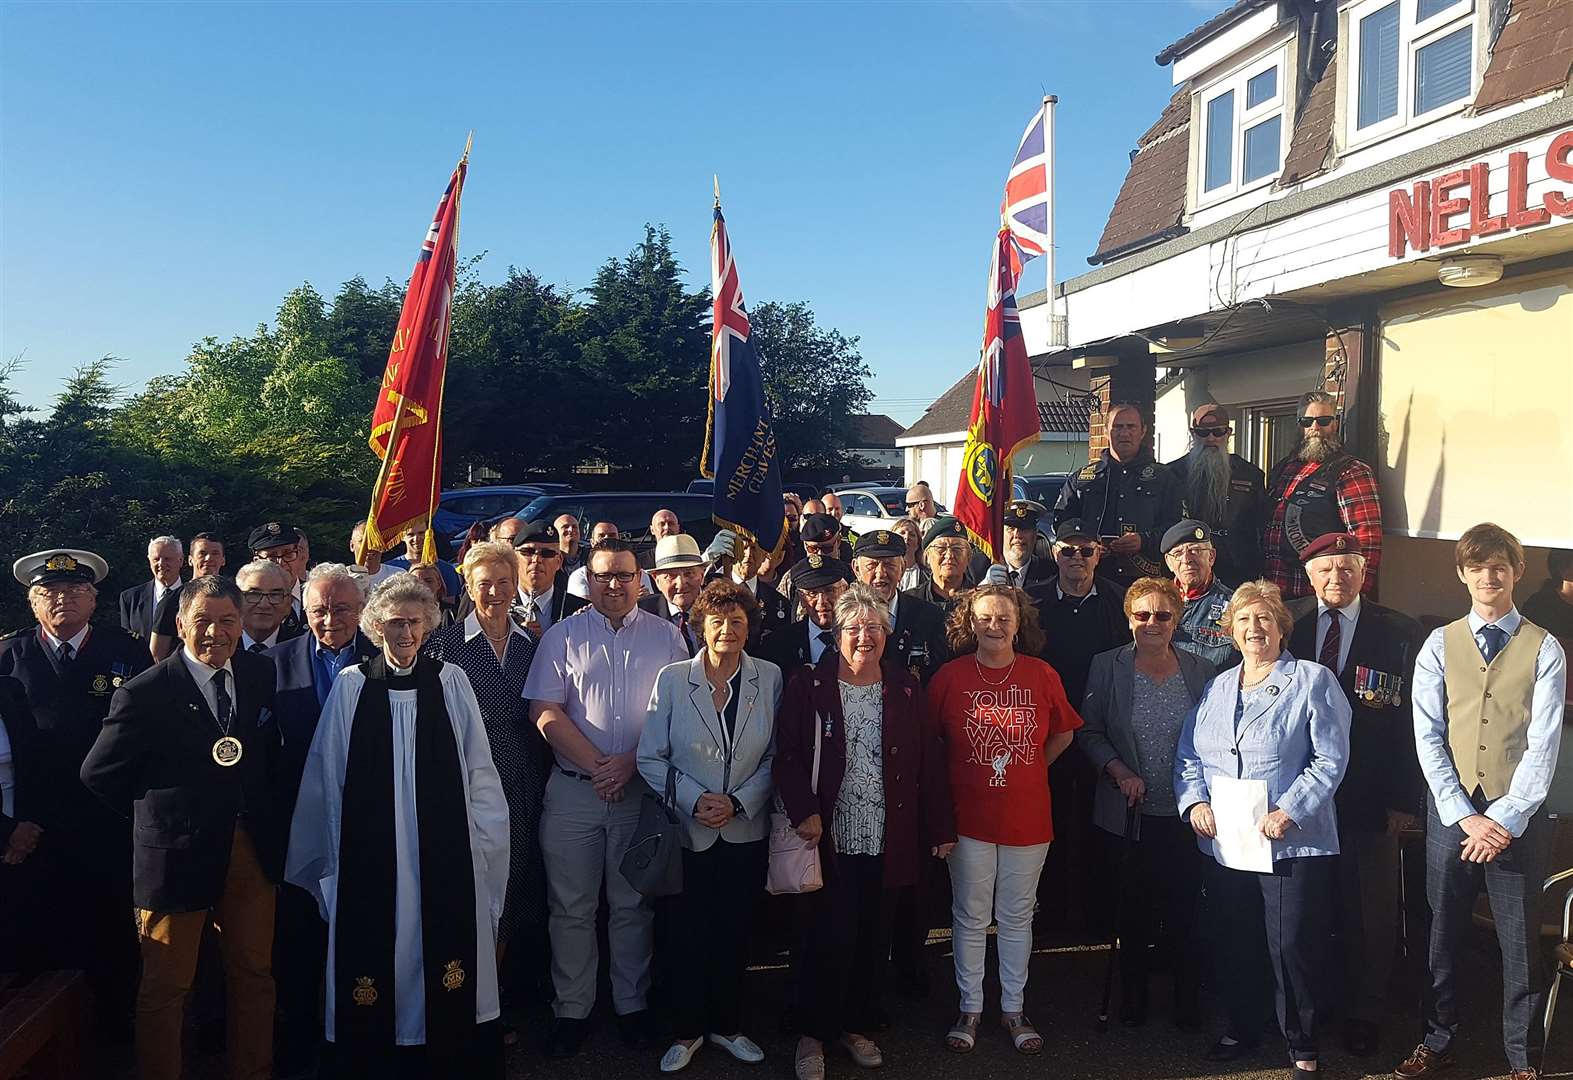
[135,825,276,1080]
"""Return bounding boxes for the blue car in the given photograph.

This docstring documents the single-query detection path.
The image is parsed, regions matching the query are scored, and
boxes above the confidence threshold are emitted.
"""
[434,484,572,540]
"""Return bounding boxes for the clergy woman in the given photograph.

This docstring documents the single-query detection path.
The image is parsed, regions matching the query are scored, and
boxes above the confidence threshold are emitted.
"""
[286,574,510,1080]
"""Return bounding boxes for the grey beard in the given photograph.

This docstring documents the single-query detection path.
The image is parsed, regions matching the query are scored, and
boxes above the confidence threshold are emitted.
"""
[1186,442,1233,524]
[1298,430,1343,462]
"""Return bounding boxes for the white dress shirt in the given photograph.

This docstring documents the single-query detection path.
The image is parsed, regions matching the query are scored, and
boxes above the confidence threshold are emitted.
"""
[153,578,182,612]
[518,586,558,634]
[241,630,280,654]
[1313,595,1362,675]
[1412,606,1567,836]
[181,648,237,724]
[40,624,91,657]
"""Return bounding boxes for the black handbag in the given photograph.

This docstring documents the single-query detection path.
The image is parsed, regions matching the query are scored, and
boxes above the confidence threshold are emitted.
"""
[619,764,686,898]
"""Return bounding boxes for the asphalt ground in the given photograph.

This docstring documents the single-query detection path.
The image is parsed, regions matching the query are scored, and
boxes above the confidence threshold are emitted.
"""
[96,919,1573,1080]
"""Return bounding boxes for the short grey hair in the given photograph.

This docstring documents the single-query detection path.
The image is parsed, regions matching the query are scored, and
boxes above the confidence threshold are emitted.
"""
[304,562,366,604]
[461,540,519,584]
[177,575,243,622]
[1297,389,1337,414]
[149,535,183,555]
[833,583,892,635]
[235,559,293,591]
[362,575,441,647]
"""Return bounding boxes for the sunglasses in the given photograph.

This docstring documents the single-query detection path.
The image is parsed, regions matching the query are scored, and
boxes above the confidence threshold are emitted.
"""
[516,547,560,560]
[1192,426,1230,438]
[1132,610,1175,623]
[1299,416,1336,428]
[1056,544,1098,559]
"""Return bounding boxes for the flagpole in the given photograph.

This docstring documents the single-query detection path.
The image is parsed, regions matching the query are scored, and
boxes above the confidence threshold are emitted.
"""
[1043,95,1057,343]
[420,139,469,564]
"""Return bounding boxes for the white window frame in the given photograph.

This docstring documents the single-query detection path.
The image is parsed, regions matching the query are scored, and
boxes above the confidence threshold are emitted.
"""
[1343,0,1478,150]
[1193,43,1292,209]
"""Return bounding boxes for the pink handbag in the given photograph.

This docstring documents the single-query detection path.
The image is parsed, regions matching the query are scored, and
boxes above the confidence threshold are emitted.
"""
[766,712,824,895]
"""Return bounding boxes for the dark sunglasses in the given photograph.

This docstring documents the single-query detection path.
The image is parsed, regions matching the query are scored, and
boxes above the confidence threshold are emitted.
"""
[1192,426,1230,438]
[1056,544,1098,559]
[1299,415,1336,428]
[515,546,560,560]
[1132,610,1175,623]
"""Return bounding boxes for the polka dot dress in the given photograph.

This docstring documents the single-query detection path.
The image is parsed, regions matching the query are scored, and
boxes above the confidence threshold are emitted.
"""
[428,620,546,951]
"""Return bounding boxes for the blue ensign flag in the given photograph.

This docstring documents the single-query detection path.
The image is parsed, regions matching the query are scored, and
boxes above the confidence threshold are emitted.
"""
[701,204,786,558]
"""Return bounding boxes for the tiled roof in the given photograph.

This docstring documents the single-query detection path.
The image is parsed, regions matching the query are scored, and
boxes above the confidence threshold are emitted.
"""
[900,372,1091,441]
[1155,0,1276,66]
[851,413,905,447]
[1474,0,1573,113]
[1281,53,1338,185]
[1089,89,1192,265]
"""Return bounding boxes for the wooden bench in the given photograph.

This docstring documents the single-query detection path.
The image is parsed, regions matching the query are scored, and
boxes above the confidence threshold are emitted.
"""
[0,971,88,1080]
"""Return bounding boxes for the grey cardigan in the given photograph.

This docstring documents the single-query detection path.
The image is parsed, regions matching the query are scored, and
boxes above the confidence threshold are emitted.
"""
[1077,644,1216,837]
[636,652,783,851]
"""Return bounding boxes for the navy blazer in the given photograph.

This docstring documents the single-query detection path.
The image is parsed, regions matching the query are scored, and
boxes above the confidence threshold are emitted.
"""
[267,631,376,810]
[1174,652,1352,861]
[119,581,180,641]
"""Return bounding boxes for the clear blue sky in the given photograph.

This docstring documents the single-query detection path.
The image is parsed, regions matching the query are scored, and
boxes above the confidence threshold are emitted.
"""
[0,0,1225,426]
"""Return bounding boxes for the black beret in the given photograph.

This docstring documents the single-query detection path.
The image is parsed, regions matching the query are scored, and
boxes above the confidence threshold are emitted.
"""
[800,513,841,543]
[789,554,854,591]
[853,528,906,559]
[248,521,301,552]
[1160,519,1212,554]
[511,520,559,548]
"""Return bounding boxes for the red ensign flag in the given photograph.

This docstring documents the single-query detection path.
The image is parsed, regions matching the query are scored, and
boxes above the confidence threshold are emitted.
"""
[359,146,467,563]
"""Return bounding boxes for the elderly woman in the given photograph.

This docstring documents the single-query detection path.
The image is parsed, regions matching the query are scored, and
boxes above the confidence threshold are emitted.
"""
[929,584,1081,1055]
[426,541,547,1038]
[407,561,459,625]
[1078,578,1216,1028]
[637,581,783,1073]
[1174,580,1350,1074]
[287,575,511,1079]
[775,584,956,1080]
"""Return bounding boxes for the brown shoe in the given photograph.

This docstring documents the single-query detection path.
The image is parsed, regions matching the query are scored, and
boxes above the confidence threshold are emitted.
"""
[1394,1044,1454,1077]
[1507,1070,1539,1080]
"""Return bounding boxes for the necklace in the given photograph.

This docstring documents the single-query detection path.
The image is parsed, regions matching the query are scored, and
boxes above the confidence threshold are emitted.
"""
[974,654,1018,686]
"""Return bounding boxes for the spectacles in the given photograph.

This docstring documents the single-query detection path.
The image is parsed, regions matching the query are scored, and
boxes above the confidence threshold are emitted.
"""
[40,582,94,597]
[840,623,886,637]
[1132,610,1175,623]
[1166,544,1212,560]
[930,543,968,559]
[590,571,639,585]
[241,590,289,605]
[516,547,560,560]
[1192,426,1230,438]
[306,605,357,619]
[1299,415,1336,428]
[1056,545,1098,559]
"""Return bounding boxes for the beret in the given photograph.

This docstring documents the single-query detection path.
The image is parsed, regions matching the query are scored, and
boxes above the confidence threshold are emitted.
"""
[923,515,968,550]
[1298,532,1364,562]
[511,520,559,547]
[799,513,841,543]
[1161,519,1212,554]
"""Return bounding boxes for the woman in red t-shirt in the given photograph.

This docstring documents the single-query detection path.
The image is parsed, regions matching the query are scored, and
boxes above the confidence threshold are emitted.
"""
[927,584,1082,1056]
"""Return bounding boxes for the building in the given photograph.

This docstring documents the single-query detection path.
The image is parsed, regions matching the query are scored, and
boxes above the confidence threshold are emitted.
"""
[846,413,906,474]
[1018,0,1573,620]
[897,371,1093,502]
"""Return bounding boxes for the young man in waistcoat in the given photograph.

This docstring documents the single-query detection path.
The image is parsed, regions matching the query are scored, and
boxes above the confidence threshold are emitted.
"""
[1395,523,1566,1080]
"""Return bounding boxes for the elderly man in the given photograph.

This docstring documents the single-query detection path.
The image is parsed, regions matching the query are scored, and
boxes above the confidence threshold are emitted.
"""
[555,514,586,573]
[249,523,308,639]
[267,564,375,1075]
[1164,403,1265,587]
[1162,520,1238,669]
[907,516,974,613]
[1263,391,1383,600]
[1054,403,1184,589]
[1001,501,1054,589]
[2,549,151,1044]
[348,521,401,588]
[82,575,283,1080]
[121,536,185,640]
[236,560,303,653]
[849,528,951,686]
[567,523,654,599]
[523,539,687,1058]
[1284,533,1424,1058]
[149,532,227,661]
[758,555,853,672]
[650,508,681,540]
[638,534,706,656]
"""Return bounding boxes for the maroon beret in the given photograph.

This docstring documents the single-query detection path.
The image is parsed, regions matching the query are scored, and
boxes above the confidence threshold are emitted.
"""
[1298,532,1364,562]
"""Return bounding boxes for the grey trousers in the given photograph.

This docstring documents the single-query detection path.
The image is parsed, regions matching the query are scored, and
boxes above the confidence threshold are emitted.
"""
[1335,826,1402,1022]
[541,768,653,1019]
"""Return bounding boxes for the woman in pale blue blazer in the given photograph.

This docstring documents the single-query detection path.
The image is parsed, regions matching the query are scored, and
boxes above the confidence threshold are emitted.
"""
[638,580,783,1074]
[1173,580,1351,1075]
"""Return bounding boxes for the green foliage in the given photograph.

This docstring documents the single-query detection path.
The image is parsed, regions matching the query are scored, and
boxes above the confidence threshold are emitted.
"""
[750,300,873,470]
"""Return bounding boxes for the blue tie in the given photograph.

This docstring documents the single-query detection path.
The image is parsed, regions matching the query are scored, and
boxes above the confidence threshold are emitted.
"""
[1479,624,1508,665]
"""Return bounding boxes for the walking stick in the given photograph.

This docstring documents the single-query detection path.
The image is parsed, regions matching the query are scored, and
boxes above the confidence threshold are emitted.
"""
[1098,803,1142,1031]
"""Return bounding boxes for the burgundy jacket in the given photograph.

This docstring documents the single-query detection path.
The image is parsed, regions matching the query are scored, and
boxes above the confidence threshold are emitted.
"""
[773,653,956,890]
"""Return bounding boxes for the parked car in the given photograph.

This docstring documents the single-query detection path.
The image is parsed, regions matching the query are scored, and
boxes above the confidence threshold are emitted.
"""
[835,485,913,537]
[506,492,720,560]
[433,484,573,539]
[686,478,714,495]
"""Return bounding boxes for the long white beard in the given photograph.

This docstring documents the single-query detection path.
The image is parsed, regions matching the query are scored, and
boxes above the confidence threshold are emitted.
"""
[1298,430,1343,463]
[1187,443,1233,524]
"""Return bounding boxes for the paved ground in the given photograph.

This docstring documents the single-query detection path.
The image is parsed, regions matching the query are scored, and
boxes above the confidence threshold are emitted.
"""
[94,922,1573,1080]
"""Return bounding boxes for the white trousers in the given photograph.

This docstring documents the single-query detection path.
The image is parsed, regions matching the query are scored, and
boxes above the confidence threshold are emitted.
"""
[948,834,1050,1013]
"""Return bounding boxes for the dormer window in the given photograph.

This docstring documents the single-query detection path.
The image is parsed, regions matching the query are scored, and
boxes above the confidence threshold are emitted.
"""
[1196,44,1290,205]
[1347,0,1477,145]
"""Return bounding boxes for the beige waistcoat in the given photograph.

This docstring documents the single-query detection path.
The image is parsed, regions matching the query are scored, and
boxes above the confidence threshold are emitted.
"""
[1441,616,1547,800]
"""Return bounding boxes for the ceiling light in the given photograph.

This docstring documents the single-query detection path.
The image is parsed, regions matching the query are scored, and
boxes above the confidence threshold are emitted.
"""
[1438,254,1503,288]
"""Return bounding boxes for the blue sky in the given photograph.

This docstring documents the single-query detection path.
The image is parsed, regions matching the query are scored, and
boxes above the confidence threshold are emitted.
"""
[0,0,1225,426]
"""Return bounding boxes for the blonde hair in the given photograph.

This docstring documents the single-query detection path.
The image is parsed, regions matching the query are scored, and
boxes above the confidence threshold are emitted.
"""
[461,540,519,584]
[1123,576,1184,620]
[1220,579,1293,640]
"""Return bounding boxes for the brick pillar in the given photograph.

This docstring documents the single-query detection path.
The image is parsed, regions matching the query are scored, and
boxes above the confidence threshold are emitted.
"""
[1087,353,1157,463]
[1087,380,1111,461]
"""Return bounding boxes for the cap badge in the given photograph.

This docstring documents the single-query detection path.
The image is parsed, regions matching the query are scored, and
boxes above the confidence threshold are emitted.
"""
[1194,528,1204,540]
[44,553,79,572]
[1335,537,1346,550]
[808,554,823,568]
[267,522,281,535]
[877,531,891,545]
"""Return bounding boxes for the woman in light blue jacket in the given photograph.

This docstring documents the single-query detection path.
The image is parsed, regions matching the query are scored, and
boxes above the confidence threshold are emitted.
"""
[638,580,783,1074]
[1173,579,1350,1075]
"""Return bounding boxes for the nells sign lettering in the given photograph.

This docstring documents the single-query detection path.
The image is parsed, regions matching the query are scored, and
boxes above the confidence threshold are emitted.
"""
[1388,129,1573,258]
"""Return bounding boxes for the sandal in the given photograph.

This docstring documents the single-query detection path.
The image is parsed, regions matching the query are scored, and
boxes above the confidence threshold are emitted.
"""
[1001,1013,1043,1055]
[945,1012,981,1053]
[838,1033,884,1068]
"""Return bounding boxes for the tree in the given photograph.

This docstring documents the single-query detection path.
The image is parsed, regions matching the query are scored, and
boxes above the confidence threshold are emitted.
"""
[748,300,873,470]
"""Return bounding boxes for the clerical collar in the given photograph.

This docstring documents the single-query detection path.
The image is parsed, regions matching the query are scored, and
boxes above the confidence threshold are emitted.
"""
[40,623,91,653]
[387,658,416,676]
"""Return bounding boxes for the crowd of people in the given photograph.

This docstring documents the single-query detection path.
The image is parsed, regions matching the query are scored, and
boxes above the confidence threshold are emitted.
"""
[0,391,1570,1080]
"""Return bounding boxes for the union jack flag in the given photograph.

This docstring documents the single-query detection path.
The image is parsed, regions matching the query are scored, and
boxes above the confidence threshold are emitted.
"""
[1001,107,1050,263]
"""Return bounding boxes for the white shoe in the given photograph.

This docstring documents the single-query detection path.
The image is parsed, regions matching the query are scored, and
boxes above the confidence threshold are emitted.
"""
[709,1033,765,1063]
[660,1038,703,1073]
